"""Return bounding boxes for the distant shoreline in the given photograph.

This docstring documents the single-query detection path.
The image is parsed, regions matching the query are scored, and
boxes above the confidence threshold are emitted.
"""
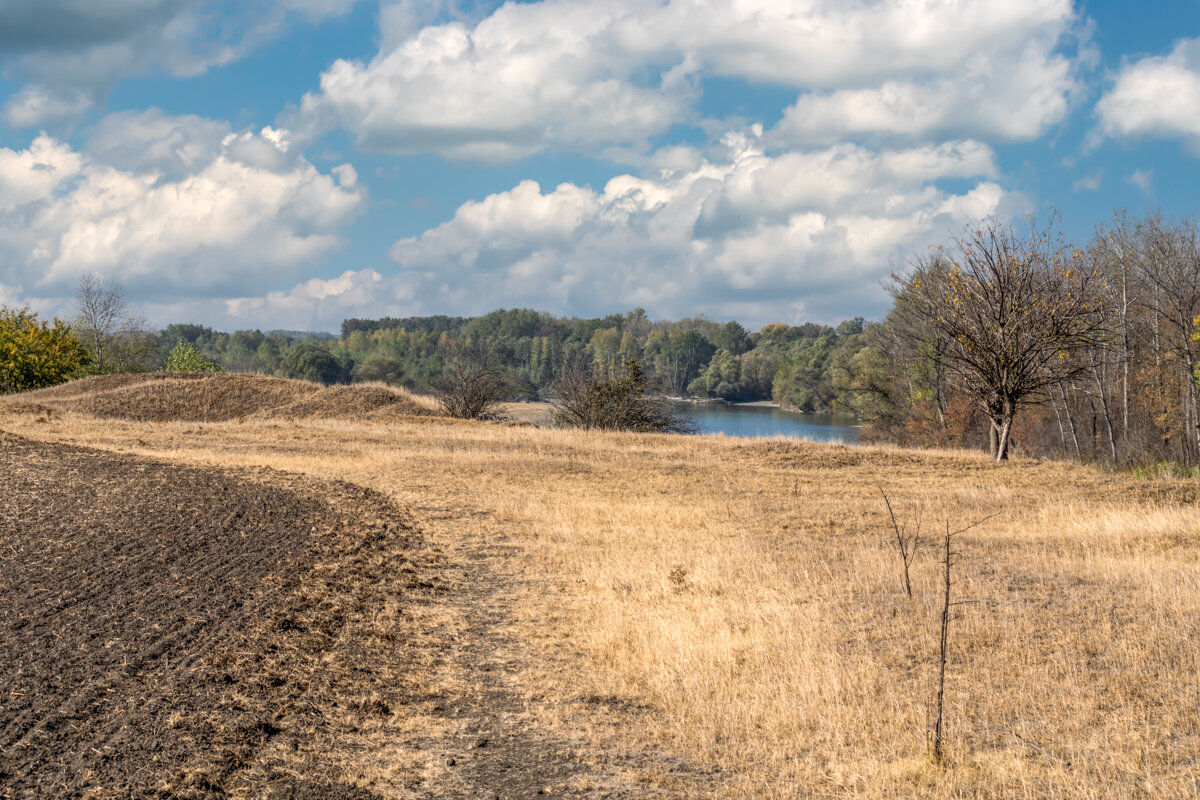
[664,396,779,408]
[501,397,859,427]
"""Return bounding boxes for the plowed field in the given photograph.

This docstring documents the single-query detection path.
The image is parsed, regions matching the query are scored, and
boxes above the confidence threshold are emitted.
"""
[0,433,431,799]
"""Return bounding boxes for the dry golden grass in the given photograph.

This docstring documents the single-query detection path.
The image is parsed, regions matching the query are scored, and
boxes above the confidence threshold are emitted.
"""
[3,378,1199,798]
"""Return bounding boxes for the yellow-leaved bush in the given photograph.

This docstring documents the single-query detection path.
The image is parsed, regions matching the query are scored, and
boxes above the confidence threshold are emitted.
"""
[0,307,90,394]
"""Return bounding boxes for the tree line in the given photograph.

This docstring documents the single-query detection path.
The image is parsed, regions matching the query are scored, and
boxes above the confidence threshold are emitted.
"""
[842,212,1200,464]
[1,282,873,414]
[8,209,1200,467]
[336,308,871,409]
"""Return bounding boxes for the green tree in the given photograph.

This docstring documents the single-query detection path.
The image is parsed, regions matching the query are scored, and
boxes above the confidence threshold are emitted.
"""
[165,341,222,373]
[0,307,90,393]
[713,320,752,355]
[650,329,716,396]
[355,354,409,386]
[689,349,746,399]
[278,343,350,385]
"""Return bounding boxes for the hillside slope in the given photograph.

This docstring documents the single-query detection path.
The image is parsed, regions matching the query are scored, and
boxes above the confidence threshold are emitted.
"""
[4,373,437,423]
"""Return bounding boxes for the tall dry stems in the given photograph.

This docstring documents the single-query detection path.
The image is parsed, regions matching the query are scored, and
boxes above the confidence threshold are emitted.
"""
[880,487,922,597]
[932,513,995,763]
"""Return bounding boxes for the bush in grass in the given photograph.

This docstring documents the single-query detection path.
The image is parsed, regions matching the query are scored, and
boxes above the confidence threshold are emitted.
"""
[432,342,510,420]
[165,341,222,373]
[552,360,693,433]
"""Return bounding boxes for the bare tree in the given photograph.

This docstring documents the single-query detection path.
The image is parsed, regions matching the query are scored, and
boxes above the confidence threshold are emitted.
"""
[553,360,693,433]
[1134,215,1200,462]
[930,512,994,762]
[74,273,153,374]
[1096,211,1140,456]
[894,217,1112,460]
[432,341,511,420]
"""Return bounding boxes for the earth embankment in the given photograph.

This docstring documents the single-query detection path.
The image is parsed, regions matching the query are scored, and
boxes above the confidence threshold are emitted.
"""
[6,373,435,423]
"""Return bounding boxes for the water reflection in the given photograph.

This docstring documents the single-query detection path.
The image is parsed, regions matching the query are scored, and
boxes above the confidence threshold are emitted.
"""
[676,402,859,443]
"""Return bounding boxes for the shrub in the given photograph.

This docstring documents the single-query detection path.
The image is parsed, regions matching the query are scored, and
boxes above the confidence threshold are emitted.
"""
[553,360,693,433]
[432,344,510,419]
[165,341,222,373]
[278,343,348,384]
[0,307,90,393]
[354,354,408,386]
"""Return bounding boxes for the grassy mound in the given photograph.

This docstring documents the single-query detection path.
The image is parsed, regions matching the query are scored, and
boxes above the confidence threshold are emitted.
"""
[262,383,436,421]
[6,373,436,422]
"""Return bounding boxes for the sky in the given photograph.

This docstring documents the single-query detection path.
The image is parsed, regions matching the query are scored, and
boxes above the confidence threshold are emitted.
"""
[1,0,1199,333]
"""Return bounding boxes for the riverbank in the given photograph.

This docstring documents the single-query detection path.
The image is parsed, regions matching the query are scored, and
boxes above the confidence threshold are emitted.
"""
[500,399,859,441]
[499,400,555,426]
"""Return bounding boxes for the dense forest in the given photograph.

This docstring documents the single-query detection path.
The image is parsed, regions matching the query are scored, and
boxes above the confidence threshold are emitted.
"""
[166,310,873,412]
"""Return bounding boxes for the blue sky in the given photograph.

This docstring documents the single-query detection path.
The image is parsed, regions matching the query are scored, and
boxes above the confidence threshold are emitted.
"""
[1,0,1199,332]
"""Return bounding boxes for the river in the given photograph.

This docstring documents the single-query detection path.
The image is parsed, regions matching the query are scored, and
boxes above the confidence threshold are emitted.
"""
[675,402,859,443]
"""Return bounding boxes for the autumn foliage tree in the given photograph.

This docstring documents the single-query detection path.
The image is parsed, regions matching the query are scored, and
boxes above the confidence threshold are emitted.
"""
[0,307,90,394]
[894,219,1111,461]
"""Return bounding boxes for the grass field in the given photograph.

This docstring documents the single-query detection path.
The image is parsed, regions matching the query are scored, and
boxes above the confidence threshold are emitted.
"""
[2,374,1199,798]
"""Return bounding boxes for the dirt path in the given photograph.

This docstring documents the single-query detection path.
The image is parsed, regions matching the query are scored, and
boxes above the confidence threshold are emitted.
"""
[398,525,609,799]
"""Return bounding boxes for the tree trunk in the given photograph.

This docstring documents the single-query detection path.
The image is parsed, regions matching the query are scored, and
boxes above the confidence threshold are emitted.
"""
[1188,365,1200,466]
[934,354,947,429]
[1091,362,1118,461]
[992,401,1015,461]
[995,414,1014,461]
[1058,381,1083,459]
[1049,388,1069,456]
[1120,266,1130,448]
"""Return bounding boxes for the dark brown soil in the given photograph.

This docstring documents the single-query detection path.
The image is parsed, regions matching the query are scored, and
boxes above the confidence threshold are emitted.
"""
[0,433,433,799]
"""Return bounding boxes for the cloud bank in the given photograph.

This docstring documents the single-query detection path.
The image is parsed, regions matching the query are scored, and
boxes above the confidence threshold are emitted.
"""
[224,132,1015,330]
[0,110,363,316]
[1,0,365,127]
[296,0,1088,160]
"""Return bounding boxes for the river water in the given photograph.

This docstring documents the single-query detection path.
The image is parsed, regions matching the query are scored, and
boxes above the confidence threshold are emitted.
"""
[675,402,859,443]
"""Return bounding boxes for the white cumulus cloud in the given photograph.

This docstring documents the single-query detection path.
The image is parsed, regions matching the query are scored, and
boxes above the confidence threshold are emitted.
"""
[367,132,1016,326]
[296,0,697,161]
[769,35,1083,146]
[0,112,364,320]
[1093,37,1200,151]
[222,269,394,331]
[295,0,1089,161]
